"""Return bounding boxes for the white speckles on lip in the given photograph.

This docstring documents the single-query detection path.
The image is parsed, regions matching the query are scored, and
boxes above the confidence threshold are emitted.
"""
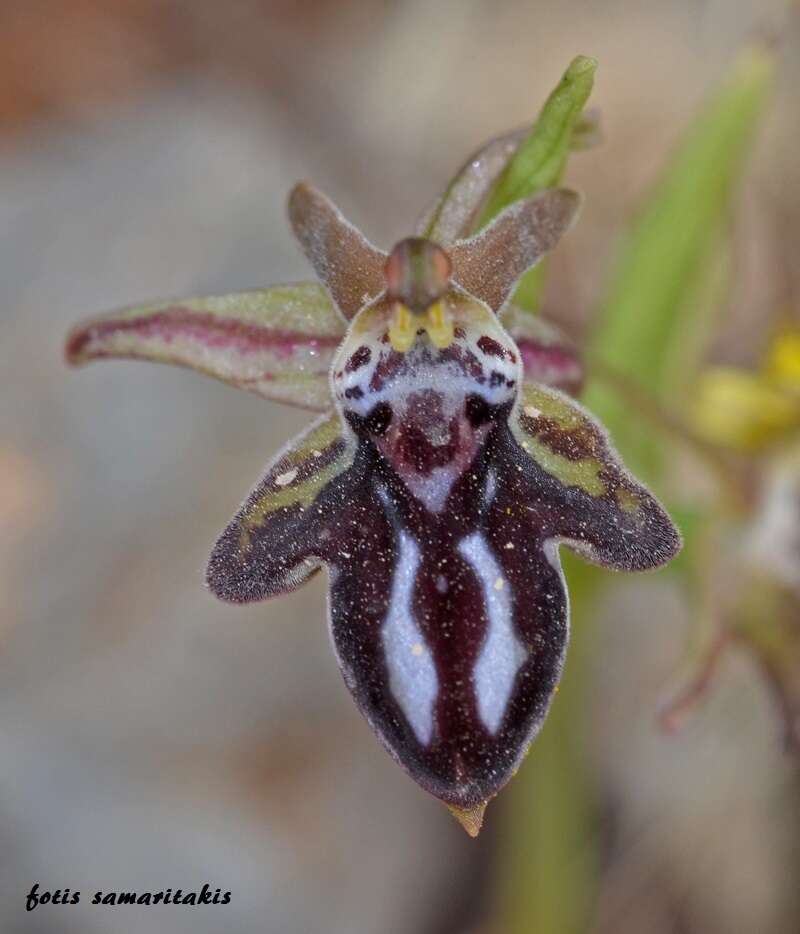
[523,405,541,419]
[275,468,298,486]
[484,469,497,505]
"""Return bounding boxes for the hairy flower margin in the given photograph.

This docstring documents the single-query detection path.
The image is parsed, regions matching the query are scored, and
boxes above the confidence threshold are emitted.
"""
[66,121,681,835]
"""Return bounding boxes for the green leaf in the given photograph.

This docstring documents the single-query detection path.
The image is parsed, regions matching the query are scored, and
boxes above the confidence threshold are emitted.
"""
[477,55,597,228]
[477,55,597,312]
[585,43,775,474]
[417,56,596,314]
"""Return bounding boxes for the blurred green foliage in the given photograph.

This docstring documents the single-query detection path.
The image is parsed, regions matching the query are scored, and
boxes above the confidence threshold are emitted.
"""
[489,44,776,934]
[585,45,774,475]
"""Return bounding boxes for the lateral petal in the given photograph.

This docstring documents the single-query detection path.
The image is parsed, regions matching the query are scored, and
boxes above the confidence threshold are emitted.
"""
[510,383,682,570]
[206,411,357,602]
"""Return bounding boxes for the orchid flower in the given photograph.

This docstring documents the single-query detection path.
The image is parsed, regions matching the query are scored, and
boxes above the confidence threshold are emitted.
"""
[66,130,680,835]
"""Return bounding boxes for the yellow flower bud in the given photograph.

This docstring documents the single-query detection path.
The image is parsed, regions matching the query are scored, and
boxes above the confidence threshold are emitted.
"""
[692,367,800,451]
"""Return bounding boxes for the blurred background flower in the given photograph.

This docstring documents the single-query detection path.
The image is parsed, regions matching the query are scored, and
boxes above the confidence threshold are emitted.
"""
[662,333,800,754]
[1,2,799,933]
[692,330,800,450]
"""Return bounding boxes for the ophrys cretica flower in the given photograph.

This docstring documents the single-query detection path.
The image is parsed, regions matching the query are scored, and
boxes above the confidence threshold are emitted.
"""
[66,132,681,834]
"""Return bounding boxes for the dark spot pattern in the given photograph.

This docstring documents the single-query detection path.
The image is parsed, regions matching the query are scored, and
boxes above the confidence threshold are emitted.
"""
[477,335,511,359]
[345,344,372,373]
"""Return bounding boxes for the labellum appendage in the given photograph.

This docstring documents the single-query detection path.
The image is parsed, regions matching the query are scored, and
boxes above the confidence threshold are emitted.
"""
[66,146,680,836]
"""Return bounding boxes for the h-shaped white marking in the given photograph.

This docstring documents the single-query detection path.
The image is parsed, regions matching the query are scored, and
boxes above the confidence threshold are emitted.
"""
[381,531,438,745]
[458,532,526,734]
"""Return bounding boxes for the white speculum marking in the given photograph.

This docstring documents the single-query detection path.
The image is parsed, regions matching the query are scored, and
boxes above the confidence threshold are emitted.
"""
[335,325,518,420]
[458,533,526,734]
[381,530,438,745]
[484,468,497,505]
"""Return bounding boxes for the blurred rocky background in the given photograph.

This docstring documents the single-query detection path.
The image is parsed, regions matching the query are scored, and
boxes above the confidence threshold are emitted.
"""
[0,1,798,932]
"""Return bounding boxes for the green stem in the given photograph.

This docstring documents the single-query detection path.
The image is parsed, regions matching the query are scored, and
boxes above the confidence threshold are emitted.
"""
[496,563,599,934]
